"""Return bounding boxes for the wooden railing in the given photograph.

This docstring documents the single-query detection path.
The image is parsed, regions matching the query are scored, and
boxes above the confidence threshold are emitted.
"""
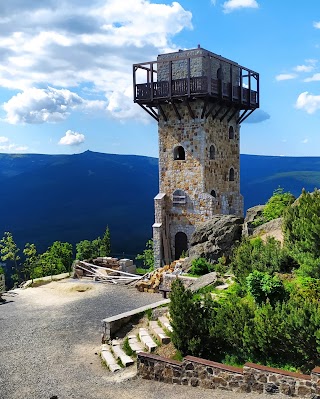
[135,77,258,106]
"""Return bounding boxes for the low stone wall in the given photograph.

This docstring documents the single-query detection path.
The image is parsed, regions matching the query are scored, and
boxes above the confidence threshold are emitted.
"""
[137,352,320,398]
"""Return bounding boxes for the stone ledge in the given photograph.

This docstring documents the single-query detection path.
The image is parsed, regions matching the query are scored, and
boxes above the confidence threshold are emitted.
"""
[102,299,170,340]
[138,352,183,367]
[185,356,243,374]
[244,362,311,380]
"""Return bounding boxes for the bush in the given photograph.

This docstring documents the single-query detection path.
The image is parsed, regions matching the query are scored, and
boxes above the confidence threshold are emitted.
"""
[284,189,320,278]
[253,188,295,227]
[246,271,286,305]
[190,257,213,276]
[231,237,294,284]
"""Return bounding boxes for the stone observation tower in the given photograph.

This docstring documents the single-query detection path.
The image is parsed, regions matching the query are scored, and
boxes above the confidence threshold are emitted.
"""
[133,47,259,268]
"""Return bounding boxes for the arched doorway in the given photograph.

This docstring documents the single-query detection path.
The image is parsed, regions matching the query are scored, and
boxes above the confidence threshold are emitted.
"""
[175,232,188,260]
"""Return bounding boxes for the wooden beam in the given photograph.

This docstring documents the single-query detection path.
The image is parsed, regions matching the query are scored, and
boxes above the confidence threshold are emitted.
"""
[147,106,159,119]
[227,107,239,123]
[201,99,208,119]
[238,109,255,124]
[212,105,223,120]
[171,101,181,120]
[158,104,168,121]
[185,100,195,119]
[205,102,216,118]
[237,109,248,124]
[138,103,159,122]
[220,107,231,122]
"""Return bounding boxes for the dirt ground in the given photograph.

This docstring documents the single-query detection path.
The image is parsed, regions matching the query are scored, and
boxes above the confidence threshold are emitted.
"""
[0,279,288,399]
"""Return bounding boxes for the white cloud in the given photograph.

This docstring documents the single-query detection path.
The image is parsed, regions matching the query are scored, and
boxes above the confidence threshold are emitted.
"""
[0,136,9,143]
[313,21,320,29]
[296,92,320,114]
[301,138,309,144]
[59,130,85,146]
[222,0,259,13]
[0,0,192,123]
[294,64,315,73]
[3,87,107,124]
[275,73,297,81]
[0,143,28,152]
[304,73,320,82]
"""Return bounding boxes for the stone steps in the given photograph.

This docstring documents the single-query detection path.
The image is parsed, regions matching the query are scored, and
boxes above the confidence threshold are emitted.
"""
[149,321,170,344]
[158,315,173,332]
[127,334,144,353]
[101,344,121,372]
[111,341,134,367]
[139,328,158,352]
[101,313,173,372]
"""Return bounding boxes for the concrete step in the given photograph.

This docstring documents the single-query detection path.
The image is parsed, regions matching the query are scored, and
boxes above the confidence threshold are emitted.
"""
[127,334,144,353]
[101,344,121,372]
[158,315,173,332]
[111,342,134,367]
[149,321,170,344]
[139,328,157,352]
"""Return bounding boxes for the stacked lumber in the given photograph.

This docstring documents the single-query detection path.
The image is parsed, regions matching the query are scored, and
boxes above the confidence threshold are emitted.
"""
[135,260,183,293]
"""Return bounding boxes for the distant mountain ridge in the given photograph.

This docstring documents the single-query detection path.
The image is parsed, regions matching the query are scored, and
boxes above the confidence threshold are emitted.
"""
[1,150,320,256]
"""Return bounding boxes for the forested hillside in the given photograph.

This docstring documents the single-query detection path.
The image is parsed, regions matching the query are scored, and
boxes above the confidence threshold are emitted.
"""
[1,151,320,256]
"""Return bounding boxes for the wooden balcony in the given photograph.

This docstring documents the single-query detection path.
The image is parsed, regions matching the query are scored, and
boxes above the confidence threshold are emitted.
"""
[134,77,258,108]
[133,50,259,123]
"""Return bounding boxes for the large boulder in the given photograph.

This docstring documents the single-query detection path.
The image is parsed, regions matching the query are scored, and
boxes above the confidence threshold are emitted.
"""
[189,215,244,264]
[252,217,284,244]
[242,205,265,237]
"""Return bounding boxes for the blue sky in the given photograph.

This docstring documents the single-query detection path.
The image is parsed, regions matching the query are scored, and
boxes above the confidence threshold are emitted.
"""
[0,0,320,157]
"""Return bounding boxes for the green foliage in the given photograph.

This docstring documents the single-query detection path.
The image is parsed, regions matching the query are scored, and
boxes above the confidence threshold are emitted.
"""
[246,271,286,305]
[169,279,214,357]
[283,189,320,278]
[190,257,213,276]
[76,240,92,260]
[231,237,293,284]
[253,188,295,227]
[22,243,38,282]
[136,239,154,270]
[123,337,134,357]
[0,232,21,283]
[76,226,111,260]
[37,241,73,278]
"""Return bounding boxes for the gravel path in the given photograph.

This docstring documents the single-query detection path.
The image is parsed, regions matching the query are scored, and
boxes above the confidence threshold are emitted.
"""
[0,279,287,399]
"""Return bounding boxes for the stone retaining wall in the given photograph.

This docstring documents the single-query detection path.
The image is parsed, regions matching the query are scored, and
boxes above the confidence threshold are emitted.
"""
[137,352,320,398]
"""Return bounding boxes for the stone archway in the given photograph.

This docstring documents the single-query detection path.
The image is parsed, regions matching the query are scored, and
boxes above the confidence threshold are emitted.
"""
[175,232,188,260]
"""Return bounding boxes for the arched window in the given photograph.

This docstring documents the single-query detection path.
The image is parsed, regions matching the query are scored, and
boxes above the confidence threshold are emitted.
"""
[217,67,223,80]
[175,232,188,260]
[211,190,216,198]
[174,146,185,160]
[229,126,234,139]
[229,168,235,182]
[209,145,215,160]
[173,189,186,205]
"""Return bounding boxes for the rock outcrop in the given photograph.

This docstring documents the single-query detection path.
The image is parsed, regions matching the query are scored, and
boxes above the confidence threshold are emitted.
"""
[252,217,284,244]
[188,215,244,263]
[242,205,265,237]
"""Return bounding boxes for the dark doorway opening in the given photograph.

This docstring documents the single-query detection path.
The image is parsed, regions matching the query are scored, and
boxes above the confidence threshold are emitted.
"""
[175,232,188,260]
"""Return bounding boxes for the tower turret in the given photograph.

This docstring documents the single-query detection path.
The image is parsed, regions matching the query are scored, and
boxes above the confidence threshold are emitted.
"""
[133,47,259,268]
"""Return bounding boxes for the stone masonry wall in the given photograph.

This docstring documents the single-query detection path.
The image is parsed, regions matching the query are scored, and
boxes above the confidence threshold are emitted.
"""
[157,48,240,84]
[157,100,243,261]
[154,47,243,265]
[137,353,319,398]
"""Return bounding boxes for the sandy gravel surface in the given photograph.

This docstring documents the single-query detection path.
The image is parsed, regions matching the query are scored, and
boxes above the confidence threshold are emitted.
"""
[0,279,288,399]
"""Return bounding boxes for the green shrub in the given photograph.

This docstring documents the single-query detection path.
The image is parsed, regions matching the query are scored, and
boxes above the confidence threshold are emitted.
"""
[190,257,213,276]
[253,188,295,227]
[246,271,286,305]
